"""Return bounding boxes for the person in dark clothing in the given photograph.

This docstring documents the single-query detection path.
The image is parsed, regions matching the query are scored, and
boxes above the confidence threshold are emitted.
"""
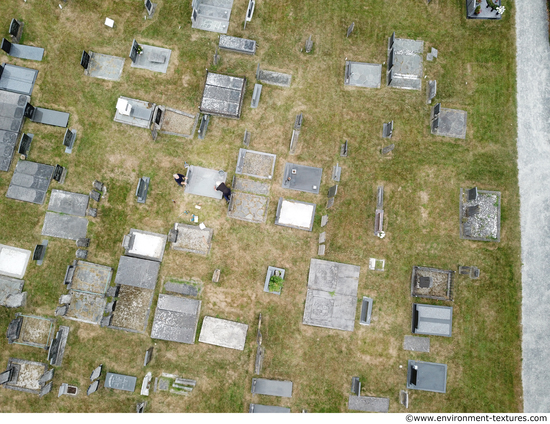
[215,181,231,203]
[173,173,187,187]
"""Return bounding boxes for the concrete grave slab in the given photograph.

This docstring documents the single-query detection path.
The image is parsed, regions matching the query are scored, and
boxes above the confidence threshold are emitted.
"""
[200,71,246,119]
[70,260,113,294]
[104,372,137,392]
[30,107,70,128]
[191,0,234,34]
[47,190,89,216]
[0,245,31,279]
[235,149,276,179]
[164,280,201,296]
[65,291,107,325]
[251,378,293,398]
[114,256,160,290]
[113,96,154,129]
[348,395,390,412]
[233,176,270,195]
[199,316,248,350]
[249,404,290,413]
[0,275,25,306]
[412,303,453,337]
[0,130,18,172]
[282,163,322,194]
[403,335,430,352]
[257,68,292,88]
[344,61,382,88]
[123,229,167,262]
[219,35,256,55]
[6,160,54,204]
[0,63,38,95]
[227,192,269,224]
[184,165,226,199]
[275,198,316,231]
[1,39,44,61]
[86,52,125,81]
[14,314,55,348]
[171,223,213,255]
[387,36,424,90]
[109,285,154,333]
[3,358,48,395]
[150,294,201,344]
[42,212,88,241]
[431,108,467,139]
[130,43,171,74]
[156,106,198,138]
[407,360,447,393]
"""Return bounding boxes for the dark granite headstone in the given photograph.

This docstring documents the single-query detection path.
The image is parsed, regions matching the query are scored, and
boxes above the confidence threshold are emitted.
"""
[129,40,140,63]
[137,402,146,413]
[1,38,12,55]
[93,180,104,192]
[167,228,178,243]
[52,165,65,182]
[351,376,361,395]
[294,113,303,131]
[76,238,90,248]
[62,128,76,149]
[33,244,46,261]
[346,22,355,38]
[388,31,395,50]
[418,277,432,288]
[9,19,21,37]
[431,115,439,131]
[7,316,22,343]
[89,190,101,202]
[64,264,75,284]
[24,103,35,119]
[90,364,103,381]
[360,296,373,325]
[328,185,338,198]
[470,267,480,279]
[466,205,480,217]
[433,103,441,117]
[197,114,210,140]
[458,266,471,275]
[427,80,437,104]
[144,0,154,15]
[18,133,32,157]
[80,51,90,70]
[467,187,478,201]
[136,177,150,203]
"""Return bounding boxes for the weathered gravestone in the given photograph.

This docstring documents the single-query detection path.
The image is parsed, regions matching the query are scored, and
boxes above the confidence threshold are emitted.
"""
[137,402,147,413]
[426,80,437,104]
[33,241,48,265]
[136,177,150,203]
[39,381,53,397]
[326,197,334,209]
[197,114,210,140]
[360,296,373,325]
[351,377,361,395]
[144,0,157,18]
[212,269,221,283]
[340,140,348,157]
[467,187,478,201]
[76,249,88,259]
[9,19,23,44]
[244,0,255,29]
[318,244,325,256]
[243,130,251,147]
[305,35,313,53]
[89,190,101,202]
[144,347,154,366]
[381,144,395,155]
[328,185,338,198]
[321,215,328,227]
[382,121,393,138]
[400,390,409,408]
[346,22,355,38]
[213,46,220,66]
[251,84,262,108]
[332,163,341,182]
[87,380,99,396]
[90,364,103,381]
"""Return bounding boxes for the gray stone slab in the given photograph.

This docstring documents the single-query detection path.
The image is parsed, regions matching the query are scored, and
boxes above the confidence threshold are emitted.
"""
[130,44,171,74]
[251,378,293,398]
[321,215,328,227]
[0,90,28,130]
[219,35,256,55]
[228,192,269,224]
[233,176,270,195]
[198,316,248,350]
[282,163,322,194]
[0,275,25,306]
[6,160,54,204]
[184,165,226,199]
[42,212,88,241]
[0,245,31,279]
[235,149,276,179]
[275,198,316,231]
[431,107,467,139]
[318,244,325,255]
[4,42,44,61]
[87,52,125,81]
[150,294,201,344]
[71,260,112,294]
[308,258,360,296]
[90,364,102,381]
[172,223,213,255]
[87,380,99,395]
[124,229,167,262]
[104,372,137,392]
[114,97,154,129]
[200,71,246,119]
[251,83,262,108]
[403,335,430,352]
[0,130,18,172]
[407,360,447,393]
[257,68,292,87]
[0,63,38,95]
[114,256,160,290]
[48,190,89,216]
[65,291,107,325]
[345,61,382,88]
[31,108,69,128]
[359,296,373,325]
[164,282,199,296]
[48,326,69,367]
[249,404,290,413]
[412,303,453,337]
[319,232,326,244]
[191,0,234,34]
[348,395,390,412]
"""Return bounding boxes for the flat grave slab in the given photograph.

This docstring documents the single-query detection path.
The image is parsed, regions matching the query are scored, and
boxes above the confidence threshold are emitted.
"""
[411,266,453,301]
[47,190,89,216]
[198,316,248,350]
[407,360,447,393]
[0,275,24,306]
[0,244,31,279]
[257,68,292,88]
[348,395,390,413]
[432,108,467,139]
[30,107,70,128]
[3,358,47,395]
[70,260,113,294]
[227,192,269,224]
[459,189,501,241]
[282,163,322,194]
[87,52,125,81]
[114,256,160,290]
[184,165,226,199]
[233,176,270,195]
[191,0,234,34]
[467,0,503,19]
[0,130,18,172]
[345,61,382,88]
[412,303,453,337]
[0,90,28,132]
[105,373,137,392]
[130,44,171,74]
[0,63,38,95]
[2,41,44,61]
[110,285,154,333]
[158,107,198,138]
[150,294,201,344]
[303,258,360,332]
[387,37,423,91]
[403,335,430,352]
[65,291,106,325]
[249,404,290,413]
[200,71,246,119]
[6,160,54,204]
[219,35,256,55]
[171,223,213,255]
[16,314,55,348]
[165,281,200,296]
[124,229,167,262]
[251,378,293,398]
[113,96,154,129]
[235,149,276,179]
[275,198,316,231]
[42,212,88,240]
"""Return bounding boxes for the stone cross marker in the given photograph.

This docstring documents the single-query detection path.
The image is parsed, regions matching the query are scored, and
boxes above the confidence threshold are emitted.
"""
[346,22,355,38]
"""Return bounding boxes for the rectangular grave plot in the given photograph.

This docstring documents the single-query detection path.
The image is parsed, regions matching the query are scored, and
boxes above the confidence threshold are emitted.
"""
[219,35,256,55]
[85,52,125,81]
[251,378,293,398]
[3,42,44,62]
[411,266,453,301]
[0,64,38,95]
[65,291,107,325]
[3,358,47,395]
[7,160,54,205]
[232,176,270,195]
[407,360,447,393]
[432,108,467,139]
[0,244,31,279]
[403,335,430,352]
[257,69,292,88]
[105,373,137,392]
[275,198,316,232]
[302,289,357,332]
[17,315,55,348]
[235,149,276,179]
[200,71,246,119]
[30,108,69,128]
[198,316,248,350]
[114,97,155,129]
[412,304,453,337]
[184,165,227,199]
[345,62,382,89]
[172,223,213,255]
[0,275,24,306]
[109,286,154,333]
[124,229,167,262]
[42,212,88,241]
[150,294,201,344]
[281,163,322,194]
[227,192,269,224]
[348,395,390,413]
[114,256,160,290]
[47,190,89,217]
[158,107,198,138]
[130,44,172,74]
[460,189,501,242]
[191,0,234,34]
[249,404,290,413]
[71,261,113,295]
[308,259,361,296]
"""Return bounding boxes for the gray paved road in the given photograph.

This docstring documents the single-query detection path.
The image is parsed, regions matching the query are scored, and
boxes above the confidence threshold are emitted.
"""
[516,0,550,413]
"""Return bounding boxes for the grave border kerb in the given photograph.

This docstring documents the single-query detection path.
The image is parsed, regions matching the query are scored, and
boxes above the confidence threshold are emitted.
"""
[459,188,501,242]
[13,313,56,349]
[274,197,316,232]
[108,285,155,334]
[235,148,277,180]
[3,357,48,395]
[410,266,454,301]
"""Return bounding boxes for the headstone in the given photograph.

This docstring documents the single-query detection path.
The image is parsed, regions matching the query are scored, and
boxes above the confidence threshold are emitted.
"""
[90,364,103,381]
[381,144,395,156]
[433,103,441,118]
[374,209,384,235]
[39,381,53,397]
[289,130,299,155]
[400,390,409,408]
[254,346,264,375]
[33,243,46,262]
[388,31,395,50]
[426,80,437,104]
[382,121,393,138]
[38,368,55,384]
[243,130,251,147]
[318,244,325,256]
[346,22,355,38]
[55,305,68,316]
[377,186,384,209]
[305,35,313,53]
[106,285,120,297]
[294,113,303,130]
[1,38,12,55]
[351,377,361,395]
[321,215,328,227]
[93,180,104,192]
[340,140,348,157]
[136,402,146,413]
[104,301,116,314]
[431,47,438,58]
[470,267,480,279]
[0,368,14,385]
[63,128,76,153]
[9,19,22,40]
[197,114,210,140]
[144,347,154,366]
[136,177,150,203]
[212,269,221,283]
[328,185,338,198]
[319,232,326,244]
[76,249,88,259]
[426,53,433,61]
[100,315,112,327]
[332,163,341,181]
[64,265,75,285]
[24,103,35,118]
[167,228,178,243]
[18,133,33,157]
[360,297,373,325]
[86,207,97,217]
[387,48,394,72]
[144,0,156,18]
[52,165,66,183]
[87,380,99,396]
[326,197,334,209]
[89,190,101,202]
[431,115,439,131]
[251,84,262,108]
[245,0,255,25]
[129,40,140,63]
[76,238,90,248]
[59,294,72,304]
[80,51,91,70]
[467,187,478,201]
[418,276,432,288]
[7,316,22,343]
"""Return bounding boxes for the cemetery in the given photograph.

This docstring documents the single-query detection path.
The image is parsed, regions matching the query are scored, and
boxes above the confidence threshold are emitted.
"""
[0,0,522,414]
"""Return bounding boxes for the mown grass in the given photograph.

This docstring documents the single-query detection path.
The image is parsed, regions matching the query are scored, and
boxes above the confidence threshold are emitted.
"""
[0,0,521,413]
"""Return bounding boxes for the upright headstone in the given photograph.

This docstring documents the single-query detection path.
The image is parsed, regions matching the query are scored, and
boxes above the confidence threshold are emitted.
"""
[318,244,325,256]
[38,368,55,384]
[198,114,210,140]
[90,190,101,202]
[382,121,393,138]
[76,249,88,259]
[144,0,156,18]
[346,22,355,38]
[129,40,140,63]
[400,390,409,408]
[212,269,221,283]
[340,140,348,157]
[388,31,395,50]
[136,402,146,413]
[80,51,91,70]
[39,381,53,397]
[76,238,90,248]
[326,197,334,209]
[251,84,262,108]
[9,19,23,44]
[93,180,104,192]
[87,380,99,396]
[431,47,438,58]
[319,232,326,244]
[144,347,154,367]
[433,103,441,118]
[351,377,361,395]
[90,364,103,381]
[467,187,478,201]
[243,130,251,147]
[52,165,66,183]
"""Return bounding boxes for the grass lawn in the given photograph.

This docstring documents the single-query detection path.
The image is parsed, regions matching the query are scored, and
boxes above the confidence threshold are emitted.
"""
[0,0,521,413]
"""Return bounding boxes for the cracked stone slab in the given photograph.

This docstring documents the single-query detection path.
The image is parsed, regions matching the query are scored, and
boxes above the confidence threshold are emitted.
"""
[227,192,269,223]
[233,176,270,195]
[235,149,276,179]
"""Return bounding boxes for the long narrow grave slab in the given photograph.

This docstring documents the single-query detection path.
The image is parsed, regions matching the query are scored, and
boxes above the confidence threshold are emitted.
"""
[42,212,88,240]
[275,198,316,231]
[0,64,38,95]
[123,229,167,262]
[70,260,113,294]
[411,266,453,301]
[233,176,270,195]
[6,160,54,204]
[348,395,390,413]
[219,35,256,55]
[282,163,322,194]
[114,256,160,290]
[235,149,276,179]
[0,275,25,306]
[47,190,89,216]
[0,244,31,279]
[48,326,69,367]
[30,107,70,128]
[228,192,269,223]
[151,294,201,344]
[109,285,154,333]
[249,404,290,413]
[251,378,293,398]
[86,52,125,81]
[200,71,246,119]
[1,39,44,61]
[2,358,48,395]
[113,96,154,129]
[0,130,18,172]
[198,316,248,350]
[65,291,106,325]
[171,223,213,255]
[303,258,360,332]
[344,61,382,88]
[130,43,171,74]
[431,107,467,139]
[191,0,234,34]
[184,165,227,199]
[257,68,292,88]
[412,303,453,337]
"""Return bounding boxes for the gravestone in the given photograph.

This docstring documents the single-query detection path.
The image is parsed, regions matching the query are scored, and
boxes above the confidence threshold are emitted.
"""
[9,19,23,44]
[351,377,361,395]
[400,390,409,408]
[33,242,47,264]
[7,316,22,343]
[0,368,14,385]
[39,381,53,397]
[431,47,438,58]
[388,31,395,50]
[62,128,77,153]
[340,140,348,157]
[289,130,299,154]
[346,22,355,38]
[136,177,150,203]
[129,40,140,64]
[212,269,221,283]
[167,229,178,243]
[87,380,99,396]
[80,51,91,70]
[382,121,393,138]
[255,346,264,374]
[144,347,154,366]
[466,205,480,217]
[470,267,480,279]
[48,190,89,216]
[318,244,325,256]
[348,395,390,413]
[431,115,439,131]
[219,35,257,55]
[76,238,90,248]
[387,48,395,72]
[332,163,341,181]
[52,165,66,183]
[328,185,338,198]
[93,180,104,192]
[251,84,262,108]
[100,315,112,327]
[360,297,373,325]
[319,232,326,243]
[144,0,157,18]
[251,378,293,398]
[197,114,210,140]
[137,402,146,413]
[213,46,220,66]
[374,209,384,235]
[59,294,71,305]
[164,281,199,296]
[38,368,54,385]
[246,0,255,23]
[104,301,116,314]
[243,130,251,147]
[467,187,478,201]
[106,285,120,297]
[86,208,97,217]
[377,186,384,209]
[42,212,88,241]
[403,335,430,352]
[55,305,68,316]
[18,133,33,158]
[321,215,328,227]
[418,277,432,288]
[426,53,433,61]
[89,190,101,202]
[90,364,102,381]
[433,103,441,118]
[76,249,88,259]
[305,35,313,53]
[458,266,470,275]
[426,80,437,104]
[295,113,303,130]
[326,197,334,209]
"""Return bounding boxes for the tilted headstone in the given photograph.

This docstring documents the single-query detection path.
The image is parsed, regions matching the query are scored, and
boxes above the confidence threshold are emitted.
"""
[321,215,328,227]
[76,238,90,248]
[38,368,55,384]
[143,347,154,367]
[122,234,134,250]
[76,249,88,259]
[433,103,441,118]
[87,380,99,396]
[80,51,91,70]
[212,269,221,283]
[89,190,101,202]
[360,297,373,325]
[55,305,68,316]
[63,128,77,153]
[137,402,147,413]
[0,368,14,385]
[39,381,53,397]
[467,187,478,201]
[7,316,23,343]
[382,121,393,138]
[305,35,313,53]
[136,177,150,203]
[197,114,210,140]
[243,130,251,147]
[346,22,355,38]
[93,180,104,192]
[332,163,341,182]
[377,186,384,209]
[326,197,334,209]
[340,140,348,157]
[328,185,338,198]
[345,61,351,84]
[86,207,97,217]
[90,365,103,381]
[1,38,12,55]
[426,80,437,104]
[318,244,325,256]
[351,377,361,395]
[319,232,326,244]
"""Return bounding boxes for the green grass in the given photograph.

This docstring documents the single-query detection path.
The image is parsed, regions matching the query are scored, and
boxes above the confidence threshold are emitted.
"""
[0,0,521,413]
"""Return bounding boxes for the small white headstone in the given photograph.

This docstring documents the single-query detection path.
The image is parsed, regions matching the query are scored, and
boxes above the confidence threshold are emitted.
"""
[116,98,131,115]
[105,18,115,28]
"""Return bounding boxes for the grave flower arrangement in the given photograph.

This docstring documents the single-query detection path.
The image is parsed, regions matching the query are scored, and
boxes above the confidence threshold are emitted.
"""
[268,273,284,293]
[486,0,499,10]
[475,5,482,14]
[136,45,143,55]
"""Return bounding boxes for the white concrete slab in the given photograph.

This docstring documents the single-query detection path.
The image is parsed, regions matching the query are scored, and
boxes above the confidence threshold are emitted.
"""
[278,199,315,229]
[198,316,248,350]
[0,244,31,279]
